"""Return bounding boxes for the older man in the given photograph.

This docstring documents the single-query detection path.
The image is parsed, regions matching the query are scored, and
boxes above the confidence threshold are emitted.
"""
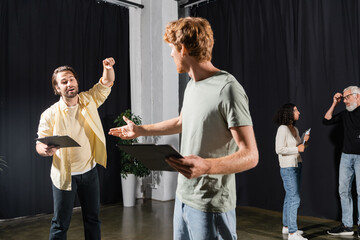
[324,86,360,236]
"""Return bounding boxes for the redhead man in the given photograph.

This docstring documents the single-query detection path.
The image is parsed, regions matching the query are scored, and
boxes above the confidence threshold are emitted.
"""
[109,17,258,240]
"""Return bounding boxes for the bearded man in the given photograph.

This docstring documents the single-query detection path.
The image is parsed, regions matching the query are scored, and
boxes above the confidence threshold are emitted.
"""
[36,57,115,240]
[324,86,360,237]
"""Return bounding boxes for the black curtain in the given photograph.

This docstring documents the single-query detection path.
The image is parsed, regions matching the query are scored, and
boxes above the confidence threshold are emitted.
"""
[0,0,130,219]
[191,0,360,220]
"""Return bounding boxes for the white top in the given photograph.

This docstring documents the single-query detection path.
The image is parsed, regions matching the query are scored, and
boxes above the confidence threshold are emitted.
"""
[275,125,302,168]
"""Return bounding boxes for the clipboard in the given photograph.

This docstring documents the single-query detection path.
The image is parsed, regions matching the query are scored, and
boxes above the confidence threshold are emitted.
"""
[35,135,81,148]
[117,144,182,172]
[300,128,311,144]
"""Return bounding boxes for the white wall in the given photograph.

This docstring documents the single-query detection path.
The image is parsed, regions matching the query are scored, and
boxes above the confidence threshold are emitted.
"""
[129,0,179,201]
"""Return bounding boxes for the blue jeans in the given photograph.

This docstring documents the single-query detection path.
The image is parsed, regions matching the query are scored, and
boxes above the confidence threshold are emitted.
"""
[339,153,360,227]
[173,196,237,240]
[49,167,101,240]
[280,163,302,234]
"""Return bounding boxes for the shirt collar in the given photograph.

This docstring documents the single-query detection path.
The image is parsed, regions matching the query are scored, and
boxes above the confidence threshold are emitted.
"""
[59,96,80,112]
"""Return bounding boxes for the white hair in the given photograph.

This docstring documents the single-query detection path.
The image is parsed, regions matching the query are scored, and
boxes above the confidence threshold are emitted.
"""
[343,86,360,94]
[343,86,360,111]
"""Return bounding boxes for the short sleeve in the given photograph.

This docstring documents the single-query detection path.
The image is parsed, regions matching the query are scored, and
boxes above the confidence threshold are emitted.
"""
[219,80,253,128]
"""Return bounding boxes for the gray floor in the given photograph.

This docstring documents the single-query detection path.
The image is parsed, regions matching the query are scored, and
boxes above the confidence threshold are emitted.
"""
[0,199,356,240]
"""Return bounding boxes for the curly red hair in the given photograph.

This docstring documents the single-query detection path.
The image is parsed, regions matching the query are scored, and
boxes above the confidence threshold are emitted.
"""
[163,17,214,62]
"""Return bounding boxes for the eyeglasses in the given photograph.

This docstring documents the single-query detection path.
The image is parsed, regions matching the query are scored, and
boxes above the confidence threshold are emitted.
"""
[343,93,357,100]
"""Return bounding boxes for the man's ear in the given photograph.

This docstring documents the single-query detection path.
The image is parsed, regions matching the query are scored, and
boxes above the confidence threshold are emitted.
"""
[180,44,188,57]
[55,85,61,94]
[355,93,360,105]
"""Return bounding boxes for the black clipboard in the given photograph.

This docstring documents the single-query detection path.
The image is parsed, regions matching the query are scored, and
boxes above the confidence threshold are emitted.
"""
[117,144,182,172]
[35,135,81,148]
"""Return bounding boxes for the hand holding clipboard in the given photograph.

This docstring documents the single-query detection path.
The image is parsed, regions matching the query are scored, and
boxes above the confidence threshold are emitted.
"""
[301,128,311,144]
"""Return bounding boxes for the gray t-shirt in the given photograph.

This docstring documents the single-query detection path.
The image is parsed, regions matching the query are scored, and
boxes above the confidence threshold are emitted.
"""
[177,70,253,213]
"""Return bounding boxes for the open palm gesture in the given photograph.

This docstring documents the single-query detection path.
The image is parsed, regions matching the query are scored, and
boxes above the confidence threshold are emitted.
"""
[109,116,138,139]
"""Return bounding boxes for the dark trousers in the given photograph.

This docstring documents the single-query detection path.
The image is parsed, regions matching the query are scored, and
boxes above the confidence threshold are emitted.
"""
[49,167,101,240]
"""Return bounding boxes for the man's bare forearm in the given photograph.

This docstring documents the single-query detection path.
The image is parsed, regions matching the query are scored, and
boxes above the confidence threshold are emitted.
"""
[138,116,182,136]
[324,103,337,120]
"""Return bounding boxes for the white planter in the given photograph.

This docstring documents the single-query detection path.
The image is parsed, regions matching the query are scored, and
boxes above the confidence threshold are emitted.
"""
[147,171,178,201]
[121,173,137,207]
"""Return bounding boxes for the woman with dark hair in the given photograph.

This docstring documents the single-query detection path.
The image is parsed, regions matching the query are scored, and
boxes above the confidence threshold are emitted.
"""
[274,103,310,240]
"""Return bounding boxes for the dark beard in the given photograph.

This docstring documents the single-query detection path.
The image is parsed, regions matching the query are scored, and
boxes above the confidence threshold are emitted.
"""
[64,89,78,98]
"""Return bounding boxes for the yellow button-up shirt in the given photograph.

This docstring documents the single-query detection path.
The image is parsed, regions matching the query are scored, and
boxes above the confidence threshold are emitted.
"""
[37,80,111,190]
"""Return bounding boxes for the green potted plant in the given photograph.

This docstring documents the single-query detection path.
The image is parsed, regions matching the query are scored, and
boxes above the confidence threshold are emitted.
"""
[114,109,150,179]
[114,109,150,207]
